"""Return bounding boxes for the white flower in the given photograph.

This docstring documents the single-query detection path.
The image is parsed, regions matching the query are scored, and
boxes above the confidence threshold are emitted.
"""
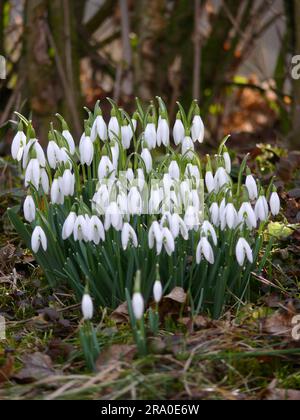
[214,167,229,191]
[73,215,90,241]
[81,293,93,320]
[191,115,204,143]
[255,196,269,222]
[236,238,253,267]
[201,221,217,246]
[88,215,105,244]
[162,227,175,256]
[205,171,215,193]
[245,175,258,201]
[224,203,238,230]
[111,143,119,170]
[59,147,71,166]
[126,168,134,183]
[270,192,280,216]
[223,152,231,174]
[184,206,199,231]
[238,202,257,230]
[23,139,43,169]
[108,116,120,141]
[149,221,163,255]
[11,131,26,161]
[182,136,194,159]
[23,195,36,223]
[185,164,200,182]
[144,123,157,149]
[104,202,123,231]
[209,203,219,226]
[132,292,144,320]
[62,212,77,240]
[153,280,163,303]
[137,169,145,191]
[91,115,107,142]
[51,178,64,204]
[157,118,169,147]
[141,148,152,174]
[79,135,94,166]
[62,130,76,154]
[33,141,46,167]
[121,125,132,149]
[168,161,180,180]
[62,169,75,197]
[173,119,185,145]
[171,214,188,240]
[196,237,214,264]
[40,169,49,194]
[128,187,142,215]
[121,223,138,250]
[117,192,129,216]
[25,158,40,190]
[149,188,161,215]
[98,156,114,180]
[31,226,47,253]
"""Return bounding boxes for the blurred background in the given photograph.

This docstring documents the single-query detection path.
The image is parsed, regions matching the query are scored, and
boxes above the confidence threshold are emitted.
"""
[0,0,300,152]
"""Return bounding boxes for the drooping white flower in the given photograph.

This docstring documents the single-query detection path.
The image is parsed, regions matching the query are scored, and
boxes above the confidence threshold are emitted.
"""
[128,187,142,215]
[121,223,138,250]
[238,202,257,230]
[236,238,253,267]
[104,202,123,231]
[92,185,110,215]
[191,115,204,143]
[31,226,47,253]
[141,148,152,174]
[11,131,26,161]
[98,156,114,180]
[205,171,215,193]
[149,221,163,255]
[171,214,189,240]
[121,125,132,150]
[23,195,36,223]
[33,141,46,168]
[137,168,145,191]
[132,292,144,320]
[214,167,229,192]
[209,202,219,227]
[62,169,75,197]
[162,227,175,256]
[168,161,180,180]
[25,158,40,190]
[245,175,258,201]
[91,115,108,142]
[62,130,76,154]
[201,221,217,246]
[185,164,200,181]
[157,118,169,147]
[81,293,94,320]
[51,178,64,204]
[173,118,185,146]
[62,212,77,240]
[108,116,120,141]
[40,169,49,194]
[79,135,94,166]
[149,188,161,215]
[73,215,90,242]
[144,122,157,149]
[270,192,280,216]
[224,203,238,230]
[184,206,199,231]
[23,139,45,169]
[255,196,269,222]
[181,136,194,159]
[153,280,163,303]
[126,168,134,183]
[196,237,214,264]
[88,215,105,245]
[223,151,231,174]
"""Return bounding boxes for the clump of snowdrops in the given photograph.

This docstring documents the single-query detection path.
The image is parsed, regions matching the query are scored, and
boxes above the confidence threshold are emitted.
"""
[9,98,280,319]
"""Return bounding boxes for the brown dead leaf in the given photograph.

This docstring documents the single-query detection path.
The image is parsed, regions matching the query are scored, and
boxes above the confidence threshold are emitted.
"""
[0,355,14,384]
[159,287,188,321]
[111,302,129,324]
[165,287,186,304]
[13,352,58,384]
[266,380,300,400]
[262,301,297,337]
[96,344,136,371]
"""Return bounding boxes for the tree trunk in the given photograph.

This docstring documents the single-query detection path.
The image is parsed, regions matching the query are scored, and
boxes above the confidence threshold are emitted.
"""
[291,0,300,149]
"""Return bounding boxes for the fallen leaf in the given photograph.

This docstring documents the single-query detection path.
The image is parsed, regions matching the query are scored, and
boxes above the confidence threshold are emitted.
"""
[266,380,300,400]
[159,287,188,321]
[96,344,136,370]
[0,355,14,384]
[164,287,186,304]
[14,352,58,384]
[262,301,297,337]
[111,302,129,324]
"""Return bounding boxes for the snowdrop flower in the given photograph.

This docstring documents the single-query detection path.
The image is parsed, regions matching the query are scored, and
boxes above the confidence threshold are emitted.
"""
[180,180,191,208]
[184,206,199,231]
[171,214,188,240]
[62,130,76,154]
[173,117,185,146]
[51,178,64,204]
[149,221,163,255]
[141,148,152,174]
[185,164,200,181]
[132,292,144,320]
[81,293,93,320]
[137,168,145,191]
[108,114,120,141]
[62,212,77,240]
[270,191,280,216]
[144,122,157,149]
[238,202,257,230]
[117,192,129,216]
[201,221,217,246]
[191,114,204,143]
[88,215,105,245]
[157,117,169,147]
[149,188,161,215]
[121,223,138,250]
[91,114,108,142]
[209,202,219,226]
[223,150,231,174]
[62,169,75,197]
[168,161,180,180]
[23,195,36,223]
[121,124,132,149]
[25,158,40,190]
[22,139,45,169]
[59,148,71,166]
[245,175,258,201]
[162,227,175,256]
[236,238,253,266]
[214,167,229,191]
[104,202,123,231]
[126,168,134,183]
[98,156,114,180]
[153,280,163,303]
[196,237,214,264]
[205,171,215,193]
[223,203,238,230]
[92,185,110,215]
[40,169,49,194]
[79,135,94,166]
[31,226,47,253]
[11,129,26,161]
[255,195,269,222]
[182,136,194,159]
[73,215,90,242]
[128,187,142,215]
